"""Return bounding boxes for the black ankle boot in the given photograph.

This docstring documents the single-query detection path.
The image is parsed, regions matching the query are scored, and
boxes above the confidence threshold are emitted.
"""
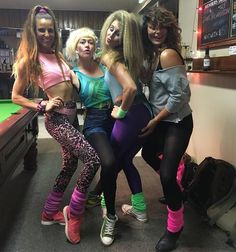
[155,228,183,252]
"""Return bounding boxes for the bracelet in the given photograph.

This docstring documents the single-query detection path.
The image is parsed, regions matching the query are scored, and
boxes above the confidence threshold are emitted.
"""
[116,107,128,119]
[37,100,46,113]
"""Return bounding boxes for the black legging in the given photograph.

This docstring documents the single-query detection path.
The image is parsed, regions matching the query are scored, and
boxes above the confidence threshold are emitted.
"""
[87,132,117,215]
[142,114,193,211]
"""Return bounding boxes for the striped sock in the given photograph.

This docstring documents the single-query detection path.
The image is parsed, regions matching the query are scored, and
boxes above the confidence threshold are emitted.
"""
[69,187,87,218]
[43,191,63,215]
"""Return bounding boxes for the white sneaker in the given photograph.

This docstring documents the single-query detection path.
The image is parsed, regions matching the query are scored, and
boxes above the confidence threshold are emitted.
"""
[121,204,148,222]
[100,215,118,246]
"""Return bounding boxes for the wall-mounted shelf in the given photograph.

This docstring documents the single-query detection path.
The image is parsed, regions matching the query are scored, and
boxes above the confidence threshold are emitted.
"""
[189,70,236,74]
[192,55,236,72]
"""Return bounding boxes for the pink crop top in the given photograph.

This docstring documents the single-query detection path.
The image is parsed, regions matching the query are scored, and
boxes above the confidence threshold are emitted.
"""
[38,52,71,90]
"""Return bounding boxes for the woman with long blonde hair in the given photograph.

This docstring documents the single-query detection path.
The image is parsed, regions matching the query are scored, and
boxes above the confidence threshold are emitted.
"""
[98,10,152,246]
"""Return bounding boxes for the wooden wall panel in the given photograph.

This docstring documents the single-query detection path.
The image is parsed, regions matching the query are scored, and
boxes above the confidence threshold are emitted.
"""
[0,9,109,30]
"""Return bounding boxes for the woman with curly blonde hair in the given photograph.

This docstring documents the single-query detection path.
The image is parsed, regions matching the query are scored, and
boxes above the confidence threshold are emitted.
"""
[98,10,152,246]
[12,5,100,245]
[65,26,116,213]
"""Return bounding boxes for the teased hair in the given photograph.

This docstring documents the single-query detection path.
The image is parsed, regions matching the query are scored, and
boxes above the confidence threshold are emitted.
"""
[100,10,144,82]
[142,6,182,60]
[65,27,97,61]
[12,5,63,93]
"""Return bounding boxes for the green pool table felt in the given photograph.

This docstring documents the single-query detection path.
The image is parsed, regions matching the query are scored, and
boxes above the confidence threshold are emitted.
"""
[0,99,22,123]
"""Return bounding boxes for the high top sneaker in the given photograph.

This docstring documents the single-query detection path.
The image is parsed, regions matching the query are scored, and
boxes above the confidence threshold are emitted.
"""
[121,192,148,222]
[100,214,118,246]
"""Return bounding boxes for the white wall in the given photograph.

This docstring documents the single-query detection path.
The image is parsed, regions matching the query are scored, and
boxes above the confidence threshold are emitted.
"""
[178,1,236,166]
[187,73,236,165]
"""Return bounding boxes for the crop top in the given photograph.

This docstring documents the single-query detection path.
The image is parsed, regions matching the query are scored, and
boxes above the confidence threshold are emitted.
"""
[38,52,71,91]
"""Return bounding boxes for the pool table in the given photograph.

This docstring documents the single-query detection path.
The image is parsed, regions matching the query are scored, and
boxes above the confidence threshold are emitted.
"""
[0,99,38,185]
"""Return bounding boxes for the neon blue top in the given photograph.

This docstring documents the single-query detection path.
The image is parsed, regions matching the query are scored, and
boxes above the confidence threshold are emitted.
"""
[73,64,112,109]
[104,70,123,104]
[104,69,153,116]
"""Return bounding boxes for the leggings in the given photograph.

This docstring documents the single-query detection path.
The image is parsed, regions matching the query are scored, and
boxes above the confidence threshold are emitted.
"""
[101,103,152,215]
[44,109,100,194]
[87,132,117,215]
[142,114,193,211]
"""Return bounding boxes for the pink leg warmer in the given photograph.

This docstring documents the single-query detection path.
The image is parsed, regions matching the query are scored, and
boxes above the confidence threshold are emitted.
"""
[43,191,64,215]
[69,187,87,218]
[167,206,184,233]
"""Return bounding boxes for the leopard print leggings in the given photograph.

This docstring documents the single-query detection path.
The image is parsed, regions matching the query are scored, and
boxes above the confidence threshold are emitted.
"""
[44,109,100,193]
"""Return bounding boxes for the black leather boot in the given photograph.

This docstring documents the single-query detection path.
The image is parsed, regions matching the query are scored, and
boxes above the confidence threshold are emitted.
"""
[155,228,183,252]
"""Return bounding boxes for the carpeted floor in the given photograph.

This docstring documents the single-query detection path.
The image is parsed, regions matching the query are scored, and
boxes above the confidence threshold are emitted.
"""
[0,138,234,252]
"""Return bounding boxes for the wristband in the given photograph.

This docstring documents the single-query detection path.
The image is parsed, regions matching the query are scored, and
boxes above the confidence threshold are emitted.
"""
[116,107,128,119]
[37,100,46,113]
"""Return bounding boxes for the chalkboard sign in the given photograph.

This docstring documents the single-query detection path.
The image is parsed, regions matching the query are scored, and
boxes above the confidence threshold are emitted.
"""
[231,0,236,36]
[198,0,236,48]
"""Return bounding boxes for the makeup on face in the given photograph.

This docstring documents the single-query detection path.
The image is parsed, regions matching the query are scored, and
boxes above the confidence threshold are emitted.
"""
[147,22,167,47]
[78,38,95,47]
[106,20,121,48]
[76,37,95,57]
[36,18,55,53]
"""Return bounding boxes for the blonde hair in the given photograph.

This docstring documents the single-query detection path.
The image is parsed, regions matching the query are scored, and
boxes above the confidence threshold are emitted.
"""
[100,10,144,82]
[66,27,97,61]
[12,5,63,93]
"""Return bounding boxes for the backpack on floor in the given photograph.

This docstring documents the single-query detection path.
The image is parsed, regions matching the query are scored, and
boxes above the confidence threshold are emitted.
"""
[207,177,236,248]
[185,157,236,248]
[186,157,236,215]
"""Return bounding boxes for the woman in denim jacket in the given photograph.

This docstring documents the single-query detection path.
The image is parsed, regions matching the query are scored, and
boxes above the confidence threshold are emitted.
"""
[140,6,193,252]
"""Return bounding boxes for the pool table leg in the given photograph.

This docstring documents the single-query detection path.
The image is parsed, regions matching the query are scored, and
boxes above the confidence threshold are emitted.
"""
[24,116,38,170]
[23,139,38,170]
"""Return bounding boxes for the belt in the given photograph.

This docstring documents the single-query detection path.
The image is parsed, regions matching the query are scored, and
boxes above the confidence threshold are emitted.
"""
[53,107,77,115]
[63,101,76,107]
[100,104,113,109]
[86,103,113,110]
